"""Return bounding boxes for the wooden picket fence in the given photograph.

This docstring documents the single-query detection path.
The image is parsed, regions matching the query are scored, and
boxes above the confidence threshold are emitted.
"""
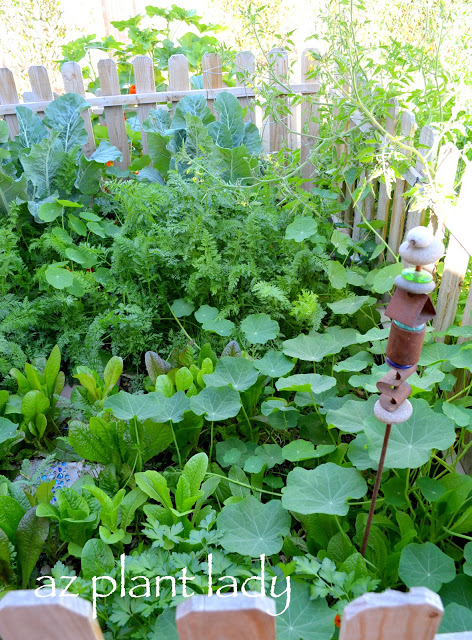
[0,587,470,640]
[0,50,470,332]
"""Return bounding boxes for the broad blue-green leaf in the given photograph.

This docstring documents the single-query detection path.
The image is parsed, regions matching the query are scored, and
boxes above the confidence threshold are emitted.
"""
[347,433,378,471]
[190,386,241,421]
[276,580,333,640]
[282,440,334,462]
[0,121,7,144]
[185,114,213,157]
[399,542,455,591]
[276,374,336,394]
[217,496,289,557]
[15,106,48,148]
[206,121,233,148]
[326,261,347,289]
[440,604,472,634]
[282,332,342,362]
[20,135,65,197]
[356,327,390,343]
[419,342,461,366]
[172,94,215,128]
[285,216,318,242]
[147,391,190,424]
[242,122,262,155]
[451,345,472,371]
[215,146,258,182]
[254,444,284,468]
[44,93,89,152]
[0,170,28,214]
[45,266,73,290]
[171,299,195,318]
[326,396,377,433]
[204,357,259,392]
[147,133,172,179]
[327,295,376,315]
[75,155,101,195]
[241,313,279,344]
[464,542,472,577]
[104,391,161,421]
[371,263,403,293]
[88,140,122,164]
[334,351,373,372]
[214,92,245,146]
[254,351,294,377]
[142,108,171,133]
[365,399,455,469]
[282,463,367,515]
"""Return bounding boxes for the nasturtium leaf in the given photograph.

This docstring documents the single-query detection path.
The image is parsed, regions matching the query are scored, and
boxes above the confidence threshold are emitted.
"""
[356,327,390,343]
[240,313,279,344]
[365,399,456,469]
[104,391,161,422]
[371,263,403,293]
[409,366,445,391]
[349,364,390,393]
[282,440,334,462]
[419,342,461,366]
[282,463,367,515]
[146,391,190,423]
[268,410,299,430]
[216,438,254,468]
[347,433,378,471]
[440,604,472,634]
[282,331,342,362]
[254,351,294,377]
[285,216,318,242]
[399,542,456,591]
[64,247,97,269]
[38,202,63,222]
[325,326,359,349]
[464,542,472,577]
[204,357,259,392]
[275,374,336,394]
[261,399,296,416]
[450,345,472,371]
[442,402,472,427]
[194,305,218,324]
[415,477,446,502]
[334,351,373,372]
[276,580,333,640]
[170,299,195,318]
[326,261,347,289]
[79,210,101,222]
[326,396,377,434]
[202,318,235,336]
[437,325,472,339]
[254,444,284,468]
[327,295,375,315]
[45,266,74,290]
[439,575,472,609]
[68,214,87,235]
[243,456,265,474]
[190,386,241,421]
[217,496,290,557]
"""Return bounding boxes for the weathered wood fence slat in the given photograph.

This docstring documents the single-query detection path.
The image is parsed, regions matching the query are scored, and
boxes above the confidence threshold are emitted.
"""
[0,50,470,332]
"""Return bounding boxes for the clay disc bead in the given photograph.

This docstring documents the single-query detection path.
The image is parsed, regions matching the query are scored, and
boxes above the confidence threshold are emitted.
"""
[374,399,413,424]
[394,275,435,294]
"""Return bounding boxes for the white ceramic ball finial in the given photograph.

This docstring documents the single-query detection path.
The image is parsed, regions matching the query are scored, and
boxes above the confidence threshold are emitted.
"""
[399,226,444,266]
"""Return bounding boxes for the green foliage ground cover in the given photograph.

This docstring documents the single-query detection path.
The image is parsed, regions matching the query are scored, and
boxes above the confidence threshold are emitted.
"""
[1,2,472,637]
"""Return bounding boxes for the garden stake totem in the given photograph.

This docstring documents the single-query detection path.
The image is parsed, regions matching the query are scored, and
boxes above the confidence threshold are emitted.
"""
[361,226,444,556]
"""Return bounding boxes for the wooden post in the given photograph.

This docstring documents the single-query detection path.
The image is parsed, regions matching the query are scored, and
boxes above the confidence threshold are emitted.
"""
[386,110,416,260]
[267,48,289,153]
[300,49,319,189]
[0,591,104,640]
[430,142,460,242]
[202,52,223,112]
[375,98,399,243]
[97,58,130,169]
[176,594,276,640]
[28,65,53,119]
[61,61,96,157]
[0,68,20,138]
[132,55,156,154]
[339,587,443,640]
[433,161,472,332]
[405,124,440,234]
[235,51,255,123]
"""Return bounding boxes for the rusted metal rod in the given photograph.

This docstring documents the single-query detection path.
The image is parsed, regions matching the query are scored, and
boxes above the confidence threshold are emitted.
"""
[361,423,392,556]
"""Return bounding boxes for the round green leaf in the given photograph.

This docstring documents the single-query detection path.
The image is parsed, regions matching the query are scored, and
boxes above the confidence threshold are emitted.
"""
[282,462,367,515]
[334,351,373,372]
[202,318,235,337]
[104,391,167,422]
[276,580,333,640]
[64,247,97,269]
[327,295,375,315]
[204,357,259,392]
[171,299,195,318]
[38,202,63,222]
[282,332,341,362]
[275,374,336,394]
[440,604,472,634]
[254,351,294,377]
[217,495,290,557]
[326,261,347,289]
[326,396,377,434]
[254,444,284,468]
[282,440,334,462]
[442,402,472,427]
[371,263,403,293]
[415,477,446,502]
[241,313,279,344]
[285,216,318,242]
[147,391,190,423]
[399,542,456,591]
[195,305,218,324]
[45,266,73,290]
[189,386,241,421]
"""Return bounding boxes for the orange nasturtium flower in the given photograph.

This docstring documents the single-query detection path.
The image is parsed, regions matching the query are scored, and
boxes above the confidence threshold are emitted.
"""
[334,615,341,628]
[129,84,136,94]
[106,161,113,167]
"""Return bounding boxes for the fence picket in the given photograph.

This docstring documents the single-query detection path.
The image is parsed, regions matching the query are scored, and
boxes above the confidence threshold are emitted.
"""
[267,48,289,154]
[300,49,319,189]
[387,110,416,260]
[375,98,399,243]
[433,161,472,332]
[28,65,53,118]
[168,54,190,122]
[339,587,443,640]
[202,52,223,112]
[61,61,96,157]
[430,142,460,242]
[0,591,104,640]
[132,55,156,155]
[0,68,19,138]
[235,51,255,123]
[97,58,130,169]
